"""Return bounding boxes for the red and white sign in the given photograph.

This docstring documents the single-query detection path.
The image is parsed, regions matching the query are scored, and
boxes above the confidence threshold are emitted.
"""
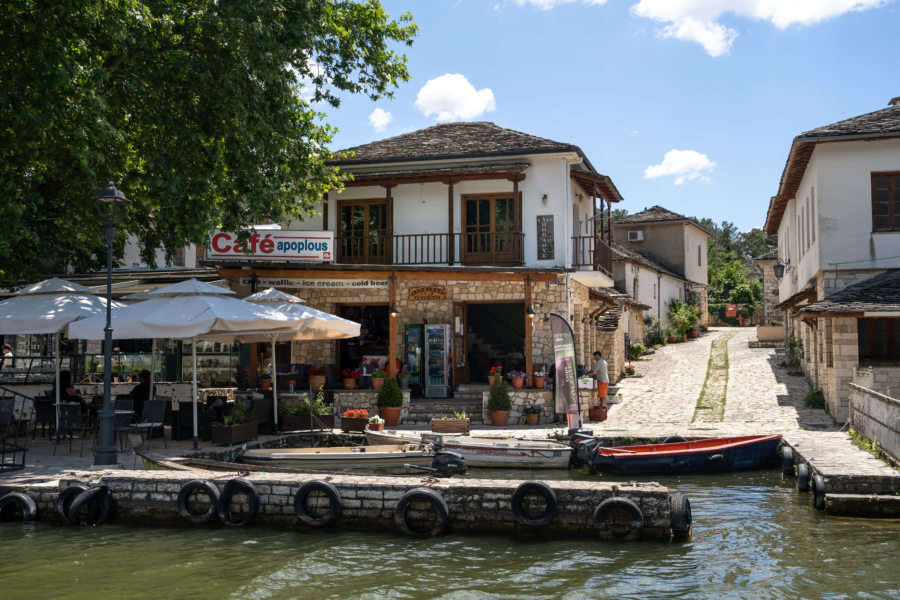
[207,230,334,262]
[725,304,737,317]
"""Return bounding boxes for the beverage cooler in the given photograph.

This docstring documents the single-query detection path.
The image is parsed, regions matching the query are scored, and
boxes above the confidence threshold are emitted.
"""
[404,324,424,395]
[424,324,450,398]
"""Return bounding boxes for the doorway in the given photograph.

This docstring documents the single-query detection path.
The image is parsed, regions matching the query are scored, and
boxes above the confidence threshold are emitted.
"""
[338,305,389,373]
[464,302,525,383]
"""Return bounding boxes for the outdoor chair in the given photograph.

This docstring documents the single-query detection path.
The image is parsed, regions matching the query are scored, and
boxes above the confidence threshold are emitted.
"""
[113,397,134,450]
[52,403,89,456]
[32,398,56,440]
[0,397,27,471]
[119,399,168,451]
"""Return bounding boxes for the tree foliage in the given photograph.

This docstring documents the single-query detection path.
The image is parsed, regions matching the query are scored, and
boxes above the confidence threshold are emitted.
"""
[0,0,417,285]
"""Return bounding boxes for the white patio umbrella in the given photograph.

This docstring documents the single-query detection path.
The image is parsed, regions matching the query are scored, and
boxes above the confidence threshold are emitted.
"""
[202,287,360,428]
[0,277,123,427]
[67,278,300,448]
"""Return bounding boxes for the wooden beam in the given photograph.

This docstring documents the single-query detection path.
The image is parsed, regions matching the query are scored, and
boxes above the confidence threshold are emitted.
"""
[448,180,455,266]
[322,192,328,231]
[525,275,533,382]
[389,273,397,378]
[386,184,393,264]
[217,266,560,283]
[344,170,527,188]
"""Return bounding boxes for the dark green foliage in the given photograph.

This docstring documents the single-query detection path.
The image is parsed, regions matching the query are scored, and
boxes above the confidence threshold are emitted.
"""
[376,377,403,407]
[804,390,825,409]
[488,379,511,411]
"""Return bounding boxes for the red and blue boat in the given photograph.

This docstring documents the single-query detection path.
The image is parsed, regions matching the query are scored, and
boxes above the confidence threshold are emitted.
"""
[577,434,783,474]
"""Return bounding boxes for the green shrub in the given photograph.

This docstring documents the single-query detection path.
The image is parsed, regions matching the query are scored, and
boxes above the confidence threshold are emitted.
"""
[628,343,646,360]
[487,379,511,411]
[376,377,403,407]
[804,389,825,409]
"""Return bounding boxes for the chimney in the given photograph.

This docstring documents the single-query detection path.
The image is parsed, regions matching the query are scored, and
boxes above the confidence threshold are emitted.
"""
[890,97,900,107]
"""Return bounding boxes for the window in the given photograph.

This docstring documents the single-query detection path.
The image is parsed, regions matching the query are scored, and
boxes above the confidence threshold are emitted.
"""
[858,318,900,362]
[810,187,816,243]
[338,199,388,264]
[462,192,521,264]
[697,244,701,267]
[872,172,900,231]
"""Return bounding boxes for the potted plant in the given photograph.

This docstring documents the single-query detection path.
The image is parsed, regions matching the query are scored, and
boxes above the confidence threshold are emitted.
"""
[376,377,403,427]
[258,372,272,391]
[397,369,410,390]
[489,365,503,386]
[431,410,470,434]
[371,369,387,391]
[307,365,327,390]
[340,408,369,433]
[533,369,547,389]
[281,372,296,390]
[623,364,636,377]
[523,404,541,426]
[488,379,511,426]
[507,370,527,389]
[279,389,334,431]
[588,404,607,422]
[367,414,385,432]
[235,368,250,391]
[211,399,258,445]
[341,368,361,390]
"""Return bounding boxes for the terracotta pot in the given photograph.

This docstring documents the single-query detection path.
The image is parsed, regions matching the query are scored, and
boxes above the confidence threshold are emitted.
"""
[340,417,368,433]
[342,377,357,390]
[372,377,385,391]
[380,405,402,427]
[281,378,296,390]
[367,422,384,432]
[688,329,699,338]
[308,374,326,390]
[668,337,678,343]
[259,379,272,391]
[588,406,607,422]
[525,413,539,426]
[533,376,546,389]
[511,377,524,389]
[490,410,509,427]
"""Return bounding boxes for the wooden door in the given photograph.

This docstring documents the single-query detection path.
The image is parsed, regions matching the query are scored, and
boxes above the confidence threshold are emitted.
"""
[452,302,467,385]
[462,194,518,264]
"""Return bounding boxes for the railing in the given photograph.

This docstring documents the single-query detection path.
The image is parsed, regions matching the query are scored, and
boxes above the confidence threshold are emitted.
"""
[338,232,525,266]
[571,235,612,275]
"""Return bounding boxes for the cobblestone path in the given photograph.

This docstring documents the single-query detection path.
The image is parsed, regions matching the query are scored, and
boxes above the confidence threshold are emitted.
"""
[692,331,734,422]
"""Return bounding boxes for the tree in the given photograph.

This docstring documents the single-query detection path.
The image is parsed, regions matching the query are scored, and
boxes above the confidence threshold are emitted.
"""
[0,1,418,285]
[735,227,773,261]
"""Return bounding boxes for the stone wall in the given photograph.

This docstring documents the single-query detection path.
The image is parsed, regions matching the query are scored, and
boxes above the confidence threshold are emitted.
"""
[481,388,596,422]
[824,317,858,422]
[849,383,900,466]
[331,389,411,420]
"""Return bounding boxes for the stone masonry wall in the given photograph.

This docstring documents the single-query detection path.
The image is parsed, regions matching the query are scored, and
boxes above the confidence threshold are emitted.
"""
[331,389,411,421]
[849,383,900,466]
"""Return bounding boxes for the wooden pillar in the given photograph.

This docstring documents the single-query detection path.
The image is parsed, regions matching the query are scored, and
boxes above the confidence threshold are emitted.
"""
[322,192,328,231]
[512,175,521,262]
[447,180,455,265]
[525,275,533,383]
[385,184,393,264]
[388,273,397,378]
[606,202,611,243]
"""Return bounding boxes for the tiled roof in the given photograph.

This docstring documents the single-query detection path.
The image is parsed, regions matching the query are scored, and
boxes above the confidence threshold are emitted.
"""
[331,122,581,166]
[590,287,650,329]
[610,241,686,282]
[754,248,778,261]
[596,304,622,330]
[775,285,816,310]
[799,270,900,315]
[796,103,900,142]
[614,205,688,224]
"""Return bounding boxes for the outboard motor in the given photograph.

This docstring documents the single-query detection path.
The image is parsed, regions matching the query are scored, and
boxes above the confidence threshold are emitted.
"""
[431,451,467,477]
[421,433,444,450]
[571,435,600,468]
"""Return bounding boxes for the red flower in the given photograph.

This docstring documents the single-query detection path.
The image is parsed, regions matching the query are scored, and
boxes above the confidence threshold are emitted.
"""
[342,408,369,419]
[308,366,326,375]
[341,368,361,379]
[489,366,503,375]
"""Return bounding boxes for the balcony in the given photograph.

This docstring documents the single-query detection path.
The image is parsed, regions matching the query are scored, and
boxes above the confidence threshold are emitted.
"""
[572,235,612,276]
[338,232,525,266]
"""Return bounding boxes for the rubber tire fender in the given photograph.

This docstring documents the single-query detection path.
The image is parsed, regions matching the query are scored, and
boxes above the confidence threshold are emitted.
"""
[177,480,220,525]
[510,481,558,527]
[669,493,692,541]
[216,478,260,527]
[593,497,644,538]
[294,480,342,527]
[781,445,795,476]
[67,486,112,526]
[663,435,687,444]
[394,487,449,536]
[0,491,38,522]
[811,474,826,511]
[56,484,89,525]
[797,463,811,493]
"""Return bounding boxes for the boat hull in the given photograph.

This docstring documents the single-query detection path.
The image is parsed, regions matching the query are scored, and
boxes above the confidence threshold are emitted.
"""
[590,435,782,474]
[241,444,434,475]
[366,430,572,469]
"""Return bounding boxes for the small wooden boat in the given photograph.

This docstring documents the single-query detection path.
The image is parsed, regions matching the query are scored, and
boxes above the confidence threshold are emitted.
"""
[366,430,572,469]
[583,434,783,474]
[240,443,436,475]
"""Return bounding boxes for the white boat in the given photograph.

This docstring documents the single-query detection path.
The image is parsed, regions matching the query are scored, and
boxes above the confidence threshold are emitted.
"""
[365,430,572,469]
[241,443,436,475]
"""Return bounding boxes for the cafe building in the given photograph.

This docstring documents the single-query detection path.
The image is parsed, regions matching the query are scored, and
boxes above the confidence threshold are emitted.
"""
[209,122,634,393]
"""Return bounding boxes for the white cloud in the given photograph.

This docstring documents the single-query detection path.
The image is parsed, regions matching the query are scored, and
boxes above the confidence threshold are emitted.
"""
[631,0,888,56]
[644,150,716,185]
[515,0,607,9]
[368,108,392,131]
[415,74,496,122]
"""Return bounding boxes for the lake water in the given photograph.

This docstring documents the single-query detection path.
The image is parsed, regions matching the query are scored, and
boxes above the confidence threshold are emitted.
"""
[1,470,898,599]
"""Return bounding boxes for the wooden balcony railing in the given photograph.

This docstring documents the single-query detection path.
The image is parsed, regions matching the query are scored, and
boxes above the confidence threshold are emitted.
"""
[338,232,525,266]
[572,235,612,276]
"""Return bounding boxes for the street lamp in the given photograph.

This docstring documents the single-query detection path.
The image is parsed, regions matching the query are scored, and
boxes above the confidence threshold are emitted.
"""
[773,258,787,279]
[94,182,128,466]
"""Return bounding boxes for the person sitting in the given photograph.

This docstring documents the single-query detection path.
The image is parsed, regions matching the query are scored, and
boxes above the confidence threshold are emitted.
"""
[505,344,525,372]
[51,370,86,415]
[130,370,152,418]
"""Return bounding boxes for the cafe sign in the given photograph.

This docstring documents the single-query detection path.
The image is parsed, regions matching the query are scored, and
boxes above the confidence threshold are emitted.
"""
[239,277,388,290]
[208,230,334,262]
[408,286,445,301]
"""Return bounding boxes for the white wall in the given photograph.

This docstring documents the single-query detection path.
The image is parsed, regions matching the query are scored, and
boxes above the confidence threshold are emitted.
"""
[621,261,684,328]
[122,235,197,269]
[683,224,709,285]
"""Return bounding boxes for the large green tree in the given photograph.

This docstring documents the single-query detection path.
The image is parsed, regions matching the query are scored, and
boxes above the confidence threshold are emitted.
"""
[0,0,417,285]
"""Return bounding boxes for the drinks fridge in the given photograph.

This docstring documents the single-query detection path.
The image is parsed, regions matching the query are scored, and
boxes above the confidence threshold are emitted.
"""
[404,324,424,395]
[424,324,450,398]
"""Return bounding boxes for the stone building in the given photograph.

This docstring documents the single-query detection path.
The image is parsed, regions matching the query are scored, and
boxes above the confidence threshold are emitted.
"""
[754,248,783,325]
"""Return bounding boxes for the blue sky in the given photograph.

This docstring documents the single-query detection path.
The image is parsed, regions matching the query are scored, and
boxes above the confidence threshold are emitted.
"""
[323,0,899,232]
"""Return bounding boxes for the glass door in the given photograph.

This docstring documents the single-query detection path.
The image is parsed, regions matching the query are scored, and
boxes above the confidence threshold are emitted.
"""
[338,200,388,264]
[462,193,519,264]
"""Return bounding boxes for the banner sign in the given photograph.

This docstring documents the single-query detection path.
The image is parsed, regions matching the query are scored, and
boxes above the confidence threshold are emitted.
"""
[550,313,580,421]
[239,277,388,290]
[208,230,334,262]
[408,286,445,301]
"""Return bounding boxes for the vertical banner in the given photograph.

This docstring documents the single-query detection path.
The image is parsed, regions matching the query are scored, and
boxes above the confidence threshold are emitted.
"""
[550,313,581,429]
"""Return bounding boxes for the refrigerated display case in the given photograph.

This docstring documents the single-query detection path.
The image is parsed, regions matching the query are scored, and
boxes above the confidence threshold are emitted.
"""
[404,324,424,396]
[424,324,450,398]
[181,339,241,387]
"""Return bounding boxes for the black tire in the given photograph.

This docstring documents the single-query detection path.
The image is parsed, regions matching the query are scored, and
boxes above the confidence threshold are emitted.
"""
[669,493,692,541]
[782,446,795,476]
[593,497,644,538]
[797,463,810,493]
[177,480,220,525]
[0,492,37,522]
[811,474,826,511]
[216,478,260,527]
[67,486,112,526]
[663,435,687,444]
[56,484,89,525]
[510,481,558,527]
[394,488,449,536]
[294,481,342,527]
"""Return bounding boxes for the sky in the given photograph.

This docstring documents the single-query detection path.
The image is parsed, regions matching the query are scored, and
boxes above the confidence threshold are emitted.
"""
[322,0,899,233]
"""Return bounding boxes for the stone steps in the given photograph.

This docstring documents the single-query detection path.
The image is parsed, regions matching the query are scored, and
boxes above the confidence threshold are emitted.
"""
[406,395,484,423]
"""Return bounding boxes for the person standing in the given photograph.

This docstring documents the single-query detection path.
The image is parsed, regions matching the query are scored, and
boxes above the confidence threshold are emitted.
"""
[0,344,12,373]
[587,350,609,408]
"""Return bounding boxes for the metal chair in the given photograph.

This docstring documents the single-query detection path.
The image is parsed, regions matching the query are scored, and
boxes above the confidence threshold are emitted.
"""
[52,403,89,456]
[32,398,56,440]
[121,399,168,450]
[0,397,27,471]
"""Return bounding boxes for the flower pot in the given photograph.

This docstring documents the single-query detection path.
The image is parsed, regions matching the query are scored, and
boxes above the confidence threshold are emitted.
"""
[372,377,385,391]
[668,337,678,344]
[398,377,410,390]
[340,417,368,433]
[688,329,699,339]
[308,374,326,390]
[511,377,524,389]
[367,422,384,432]
[342,377,357,390]
[431,418,470,434]
[281,414,334,431]
[533,376,546,389]
[379,405,402,427]
[281,378,296,390]
[588,406,607,422]
[211,421,258,446]
[259,379,272,391]
[490,410,509,427]
[525,413,539,426]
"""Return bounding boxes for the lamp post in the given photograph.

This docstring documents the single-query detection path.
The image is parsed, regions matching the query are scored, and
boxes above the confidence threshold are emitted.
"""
[94,182,128,466]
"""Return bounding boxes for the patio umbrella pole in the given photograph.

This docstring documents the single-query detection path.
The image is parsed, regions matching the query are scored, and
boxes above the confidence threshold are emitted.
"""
[271,338,278,430]
[149,338,155,402]
[192,337,198,450]
[54,332,60,442]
